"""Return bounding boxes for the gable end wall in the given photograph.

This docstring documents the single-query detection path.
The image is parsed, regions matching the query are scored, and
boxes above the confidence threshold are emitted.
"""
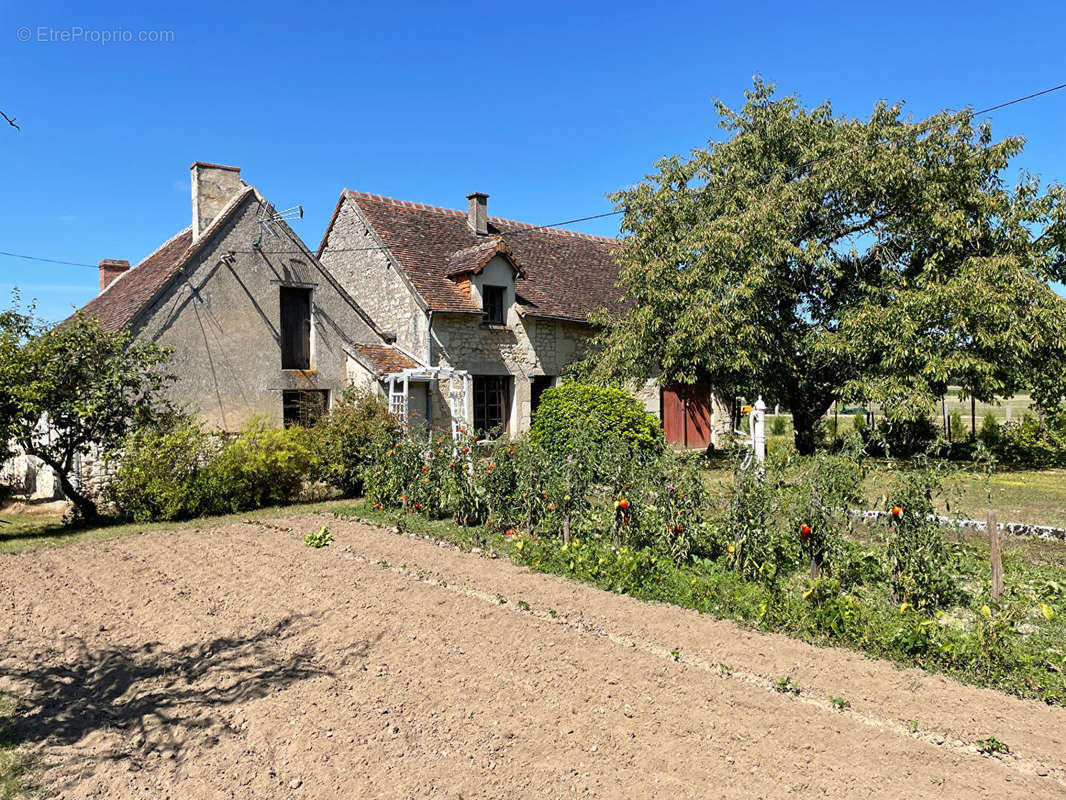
[319,198,429,359]
[132,195,381,430]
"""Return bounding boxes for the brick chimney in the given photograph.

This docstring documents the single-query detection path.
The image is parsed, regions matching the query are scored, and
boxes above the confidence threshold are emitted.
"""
[98,259,130,293]
[191,161,242,240]
[466,192,489,235]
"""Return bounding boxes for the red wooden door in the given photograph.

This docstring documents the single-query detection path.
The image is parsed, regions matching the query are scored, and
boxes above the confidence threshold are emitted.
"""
[661,385,711,449]
[684,390,711,449]
[661,387,685,445]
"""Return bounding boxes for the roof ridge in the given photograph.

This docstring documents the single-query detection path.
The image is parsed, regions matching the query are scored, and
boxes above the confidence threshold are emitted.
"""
[451,238,501,255]
[344,189,619,243]
[96,224,194,298]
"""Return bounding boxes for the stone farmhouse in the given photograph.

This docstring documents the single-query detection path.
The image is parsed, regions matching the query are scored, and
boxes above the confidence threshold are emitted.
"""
[6,170,734,501]
[320,190,628,437]
[319,189,730,445]
[71,162,389,430]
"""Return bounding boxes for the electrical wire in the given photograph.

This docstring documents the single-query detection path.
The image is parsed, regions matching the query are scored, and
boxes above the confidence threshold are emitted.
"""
[3,81,1064,268]
[0,250,99,268]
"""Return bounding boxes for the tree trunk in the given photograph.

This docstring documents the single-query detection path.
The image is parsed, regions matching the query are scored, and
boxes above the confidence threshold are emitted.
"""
[792,411,819,456]
[788,389,834,456]
[53,464,99,521]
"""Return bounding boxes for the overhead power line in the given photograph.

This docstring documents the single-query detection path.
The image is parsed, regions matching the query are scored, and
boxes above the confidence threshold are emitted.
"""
[973,82,1066,115]
[2,81,1064,270]
[0,249,98,268]
[496,81,1066,237]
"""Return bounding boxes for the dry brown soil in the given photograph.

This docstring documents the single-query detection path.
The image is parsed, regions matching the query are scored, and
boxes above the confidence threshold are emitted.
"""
[2,513,1066,799]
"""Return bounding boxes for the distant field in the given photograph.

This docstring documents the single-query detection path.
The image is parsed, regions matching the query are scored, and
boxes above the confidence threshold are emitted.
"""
[940,390,1035,423]
[703,464,1066,529]
[761,388,1038,435]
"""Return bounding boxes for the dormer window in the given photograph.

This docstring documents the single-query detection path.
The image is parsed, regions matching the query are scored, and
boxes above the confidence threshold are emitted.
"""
[482,285,506,325]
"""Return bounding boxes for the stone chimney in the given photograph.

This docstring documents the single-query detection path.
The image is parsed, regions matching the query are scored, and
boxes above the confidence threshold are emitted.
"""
[466,192,489,235]
[98,259,130,293]
[191,162,242,240]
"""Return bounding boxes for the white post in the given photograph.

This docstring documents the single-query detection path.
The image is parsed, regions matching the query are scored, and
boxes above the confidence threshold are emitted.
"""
[753,396,766,465]
[464,374,471,431]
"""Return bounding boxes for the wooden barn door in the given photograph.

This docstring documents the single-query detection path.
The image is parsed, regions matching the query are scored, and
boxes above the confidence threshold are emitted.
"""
[662,387,686,445]
[684,390,711,449]
[661,384,712,449]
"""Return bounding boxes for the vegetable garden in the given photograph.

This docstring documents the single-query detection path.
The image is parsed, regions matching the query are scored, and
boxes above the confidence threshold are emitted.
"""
[336,386,1066,705]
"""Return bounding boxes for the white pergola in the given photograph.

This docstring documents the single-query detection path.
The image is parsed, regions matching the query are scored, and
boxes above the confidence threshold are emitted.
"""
[385,366,472,440]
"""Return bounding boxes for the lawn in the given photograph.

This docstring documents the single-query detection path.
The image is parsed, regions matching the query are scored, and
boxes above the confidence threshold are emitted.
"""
[0,694,29,800]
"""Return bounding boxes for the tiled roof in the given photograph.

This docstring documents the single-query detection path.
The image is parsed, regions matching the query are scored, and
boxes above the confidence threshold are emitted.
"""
[72,228,194,333]
[333,191,622,323]
[68,186,257,333]
[445,239,525,279]
[347,344,420,376]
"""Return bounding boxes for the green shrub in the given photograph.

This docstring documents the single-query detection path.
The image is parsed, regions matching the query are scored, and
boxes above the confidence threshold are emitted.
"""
[949,410,968,442]
[106,419,218,522]
[109,416,318,521]
[200,418,317,514]
[530,382,664,470]
[869,415,941,459]
[978,412,1001,446]
[314,388,399,495]
[769,415,787,436]
[992,415,1066,467]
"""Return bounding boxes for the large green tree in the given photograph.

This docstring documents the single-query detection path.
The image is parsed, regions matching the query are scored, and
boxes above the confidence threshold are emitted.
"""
[1,302,174,519]
[584,80,1066,454]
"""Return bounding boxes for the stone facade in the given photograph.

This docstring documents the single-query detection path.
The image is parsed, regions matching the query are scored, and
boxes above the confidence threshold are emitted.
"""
[322,197,598,436]
[318,198,429,358]
[133,191,382,430]
[429,307,593,436]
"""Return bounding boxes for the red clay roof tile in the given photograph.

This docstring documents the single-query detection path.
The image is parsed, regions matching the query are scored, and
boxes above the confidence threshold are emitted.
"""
[349,344,420,375]
[342,191,622,323]
[72,228,194,333]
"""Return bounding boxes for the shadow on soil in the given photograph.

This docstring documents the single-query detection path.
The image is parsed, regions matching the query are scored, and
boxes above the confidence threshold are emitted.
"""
[1,614,374,777]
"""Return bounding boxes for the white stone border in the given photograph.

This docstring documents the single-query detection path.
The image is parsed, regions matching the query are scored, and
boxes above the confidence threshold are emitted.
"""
[854,510,1066,542]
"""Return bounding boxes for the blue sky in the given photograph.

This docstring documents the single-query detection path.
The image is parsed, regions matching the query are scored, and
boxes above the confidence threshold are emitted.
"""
[1,0,1063,322]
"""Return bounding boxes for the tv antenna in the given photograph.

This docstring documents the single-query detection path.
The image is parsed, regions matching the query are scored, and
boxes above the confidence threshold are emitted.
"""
[252,204,303,248]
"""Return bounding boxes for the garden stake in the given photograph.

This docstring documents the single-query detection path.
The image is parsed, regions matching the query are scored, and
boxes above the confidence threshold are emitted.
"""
[563,453,573,545]
[989,510,1003,600]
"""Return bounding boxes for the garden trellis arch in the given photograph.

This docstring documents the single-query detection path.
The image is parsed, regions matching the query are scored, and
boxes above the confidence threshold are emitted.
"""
[384,366,472,441]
